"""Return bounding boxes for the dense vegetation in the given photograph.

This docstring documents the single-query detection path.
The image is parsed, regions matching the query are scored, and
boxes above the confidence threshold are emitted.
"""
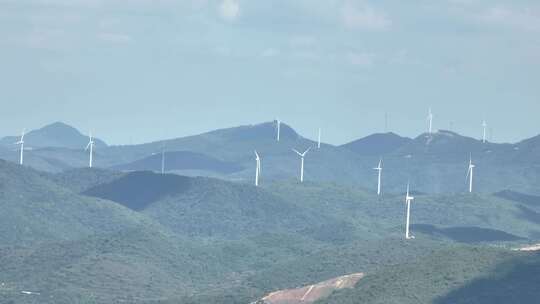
[1,157,540,303]
[318,248,540,304]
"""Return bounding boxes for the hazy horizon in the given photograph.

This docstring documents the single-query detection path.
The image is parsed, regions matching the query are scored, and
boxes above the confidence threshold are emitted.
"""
[1,0,538,145]
[1,119,537,147]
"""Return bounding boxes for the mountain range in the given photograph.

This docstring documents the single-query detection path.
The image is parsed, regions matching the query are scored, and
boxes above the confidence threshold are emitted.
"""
[1,121,538,195]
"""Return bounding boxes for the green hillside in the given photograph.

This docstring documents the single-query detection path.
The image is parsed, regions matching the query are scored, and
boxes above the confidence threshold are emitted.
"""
[50,167,126,193]
[0,228,261,304]
[318,247,540,304]
[0,160,149,246]
[82,171,357,243]
[1,160,540,303]
[268,181,540,241]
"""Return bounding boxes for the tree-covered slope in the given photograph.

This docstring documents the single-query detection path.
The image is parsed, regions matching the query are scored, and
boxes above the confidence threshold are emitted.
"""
[268,182,540,241]
[317,247,540,304]
[82,171,353,242]
[0,160,149,246]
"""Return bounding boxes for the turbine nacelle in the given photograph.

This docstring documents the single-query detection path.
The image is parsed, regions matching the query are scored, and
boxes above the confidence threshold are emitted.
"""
[85,133,95,151]
[373,159,382,171]
[15,129,25,145]
[406,183,414,201]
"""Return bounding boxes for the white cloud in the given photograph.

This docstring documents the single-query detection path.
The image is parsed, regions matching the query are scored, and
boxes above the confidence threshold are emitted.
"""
[341,1,391,31]
[347,51,375,67]
[219,0,240,22]
[480,6,540,32]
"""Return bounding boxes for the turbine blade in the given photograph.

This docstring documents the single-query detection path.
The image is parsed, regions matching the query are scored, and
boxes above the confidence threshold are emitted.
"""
[292,149,302,156]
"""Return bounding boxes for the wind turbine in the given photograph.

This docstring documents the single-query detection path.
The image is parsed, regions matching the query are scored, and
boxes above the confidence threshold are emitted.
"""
[151,148,166,174]
[482,120,487,143]
[374,158,383,196]
[15,129,25,165]
[405,183,415,240]
[292,147,311,183]
[161,150,165,174]
[254,150,261,186]
[85,132,95,168]
[275,119,281,142]
[317,128,321,149]
[466,155,475,193]
[427,107,433,134]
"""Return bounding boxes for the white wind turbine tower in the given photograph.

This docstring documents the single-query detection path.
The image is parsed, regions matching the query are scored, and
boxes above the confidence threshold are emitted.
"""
[374,158,383,196]
[292,147,311,183]
[151,148,166,174]
[254,150,261,186]
[317,128,321,149]
[161,150,165,174]
[405,183,415,240]
[427,107,434,134]
[15,129,25,165]
[275,119,281,142]
[466,155,475,193]
[482,120,487,143]
[85,132,95,168]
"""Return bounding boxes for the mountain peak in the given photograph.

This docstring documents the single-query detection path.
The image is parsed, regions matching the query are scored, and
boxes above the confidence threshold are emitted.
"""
[341,132,412,155]
[206,120,300,142]
[413,130,480,145]
[0,122,107,149]
[38,122,85,137]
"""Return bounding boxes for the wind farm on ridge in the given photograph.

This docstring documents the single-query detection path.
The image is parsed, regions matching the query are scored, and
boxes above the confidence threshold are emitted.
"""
[8,108,507,241]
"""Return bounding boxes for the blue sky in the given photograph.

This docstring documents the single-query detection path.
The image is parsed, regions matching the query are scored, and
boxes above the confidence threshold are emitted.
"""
[0,0,539,145]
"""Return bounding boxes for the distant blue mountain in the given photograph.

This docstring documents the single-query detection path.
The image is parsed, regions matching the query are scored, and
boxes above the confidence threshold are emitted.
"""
[341,132,411,155]
[0,122,107,149]
[1,121,539,195]
[112,150,244,174]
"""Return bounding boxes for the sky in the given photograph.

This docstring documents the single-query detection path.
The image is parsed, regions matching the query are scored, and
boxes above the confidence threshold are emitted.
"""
[0,0,539,145]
